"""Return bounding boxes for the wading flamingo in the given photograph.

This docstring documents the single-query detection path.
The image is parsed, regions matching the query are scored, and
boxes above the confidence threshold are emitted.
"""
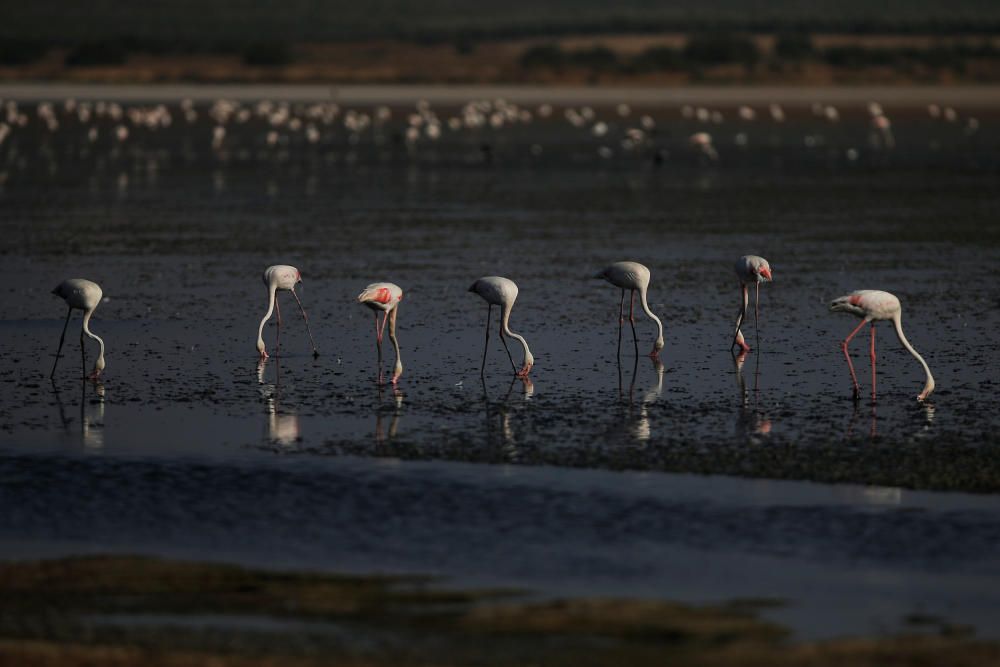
[256,265,319,360]
[51,278,105,379]
[732,255,772,353]
[829,290,934,402]
[357,282,404,385]
[594,261,664,359]
[469,276,533,377]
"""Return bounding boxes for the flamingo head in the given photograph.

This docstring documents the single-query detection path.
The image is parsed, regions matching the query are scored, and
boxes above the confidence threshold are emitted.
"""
[391,359,403,384]
[518,350,534,377]
[757,264,772,282]
[257,337,268,359]
[653,335,665,355]
[90,354,105,378]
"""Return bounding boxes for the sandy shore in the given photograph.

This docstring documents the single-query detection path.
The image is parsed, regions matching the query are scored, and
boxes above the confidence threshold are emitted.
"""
[3,82,1000,106]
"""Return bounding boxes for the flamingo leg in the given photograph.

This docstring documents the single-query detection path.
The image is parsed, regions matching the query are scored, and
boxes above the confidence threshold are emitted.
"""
[617,289,625,357]
[841,319,868,401]
[499,319,518,374]
[480,305,491,376]
[754,282,760,347]
[51,307,72,379]
[628,289,639,354]
[291,289,320,358]
[732,284,750,352]
[375,311,385,385]
[80,325,86,379]
[870,323,876,404]
[275,294,282,358]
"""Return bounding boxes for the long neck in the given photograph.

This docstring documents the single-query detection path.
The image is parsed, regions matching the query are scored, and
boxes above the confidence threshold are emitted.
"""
[501,302,532,362]
[639,285,664,342]
[257,284,277,348]
[82,309,105,366]
[892,312,935,399]
[388,307,402,374]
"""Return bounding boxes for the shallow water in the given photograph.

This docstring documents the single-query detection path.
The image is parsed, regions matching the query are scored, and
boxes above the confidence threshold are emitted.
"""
[1,93,999,639]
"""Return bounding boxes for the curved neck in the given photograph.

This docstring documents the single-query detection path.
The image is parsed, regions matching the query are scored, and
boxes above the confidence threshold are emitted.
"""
[82,309,105,362]
[258,284,277,347]
[388,307,402,371]
[639,286,663,341]
[892,313,934,398]
[501,302,532,361]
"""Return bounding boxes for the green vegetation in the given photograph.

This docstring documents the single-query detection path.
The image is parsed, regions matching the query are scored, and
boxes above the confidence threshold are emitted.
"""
[1,556,998,667]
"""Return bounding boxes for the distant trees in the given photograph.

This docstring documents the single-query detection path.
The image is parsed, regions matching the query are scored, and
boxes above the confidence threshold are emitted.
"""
[520,34,761,74]
[242,42,292,66]
[518,33,1000,77]
[65,41,128,66]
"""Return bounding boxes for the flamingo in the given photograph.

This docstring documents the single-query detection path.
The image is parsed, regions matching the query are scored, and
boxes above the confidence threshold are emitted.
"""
[51,279,105,380]
[830,290,934,402]
[732,255,772,353]
[469,276,533,377]
[689,132,718,160]
[357,282,404,385]
[594,261,664,359]
[256,265,319,360]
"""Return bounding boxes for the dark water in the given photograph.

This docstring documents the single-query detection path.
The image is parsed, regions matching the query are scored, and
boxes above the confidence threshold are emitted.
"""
[1,94,999,638]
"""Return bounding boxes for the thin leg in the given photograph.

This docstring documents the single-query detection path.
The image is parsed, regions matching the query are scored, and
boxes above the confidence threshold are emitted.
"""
[275,295,282,357]
[841,319,868,400]
[80,327,86,379]
[374,311,383,385]
[480,305,491,376]
[291,289,319,358]
[870,323,876,404]
[628,290,639,353]
[617,289,625,358]
[754,282,760,348]
[50,307,72,378]
[499,320,517,373]
[731,285,749,352]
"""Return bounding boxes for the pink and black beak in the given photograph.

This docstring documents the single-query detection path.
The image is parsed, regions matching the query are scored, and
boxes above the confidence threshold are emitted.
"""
[759,266,772,281]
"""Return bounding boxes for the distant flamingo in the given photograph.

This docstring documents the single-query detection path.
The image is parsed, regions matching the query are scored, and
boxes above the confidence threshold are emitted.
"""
[256,265,319,360]
[594,261,664,359]
[830,290,934,402]
[51,278,105,379]
[357,282,404,385]
[689,132,718,160]
[732,255,772,353]
[469,276,533,377]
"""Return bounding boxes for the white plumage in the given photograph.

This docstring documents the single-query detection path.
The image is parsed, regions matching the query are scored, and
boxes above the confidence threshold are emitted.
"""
[51,278,106,379]
[357,282,404,384]
[594,261,664,357]
[469,276,534,377]
[732,255,772,353]
[830,290,934,401]
[256,264,319,360]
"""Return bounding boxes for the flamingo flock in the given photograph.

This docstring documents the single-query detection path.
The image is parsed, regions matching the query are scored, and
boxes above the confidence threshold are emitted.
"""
[20,95,958,401]
[0,95,982,174]
[50,254,937,402]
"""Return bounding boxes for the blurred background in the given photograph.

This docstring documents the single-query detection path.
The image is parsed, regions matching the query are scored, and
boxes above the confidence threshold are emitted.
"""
[1,0,999,84]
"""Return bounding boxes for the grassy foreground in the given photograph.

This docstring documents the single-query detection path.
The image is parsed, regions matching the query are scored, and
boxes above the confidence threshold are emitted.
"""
[0,556,997,666]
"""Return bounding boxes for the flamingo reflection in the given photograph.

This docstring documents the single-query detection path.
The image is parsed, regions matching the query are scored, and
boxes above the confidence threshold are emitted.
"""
[257,356,300,447]
[482,376,533,461]
[374,385,404,447]
[618,355,665,444]
[733,350,772,440]
[51,377,105,450]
